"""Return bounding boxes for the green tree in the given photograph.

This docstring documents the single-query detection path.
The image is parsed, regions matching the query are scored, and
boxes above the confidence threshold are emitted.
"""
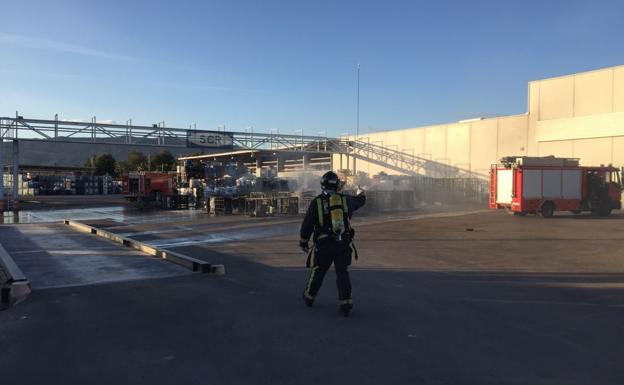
[126,150,147,171]
[86,154,117,176]
[115,160,129,176]
[150,150,176,171]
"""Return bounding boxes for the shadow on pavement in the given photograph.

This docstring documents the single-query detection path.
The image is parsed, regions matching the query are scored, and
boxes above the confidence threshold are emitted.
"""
[1,213,624,385]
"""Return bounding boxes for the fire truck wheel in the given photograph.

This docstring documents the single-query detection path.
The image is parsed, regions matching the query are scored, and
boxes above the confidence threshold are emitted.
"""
[539,202,555,218]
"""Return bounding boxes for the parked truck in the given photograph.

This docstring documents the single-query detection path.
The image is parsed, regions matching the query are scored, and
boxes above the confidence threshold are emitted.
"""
[122,171,178,208]
[490,156,622,217]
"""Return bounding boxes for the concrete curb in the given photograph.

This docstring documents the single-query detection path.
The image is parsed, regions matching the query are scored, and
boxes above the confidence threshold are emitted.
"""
[0,241,32,309]
[63,219,224,275]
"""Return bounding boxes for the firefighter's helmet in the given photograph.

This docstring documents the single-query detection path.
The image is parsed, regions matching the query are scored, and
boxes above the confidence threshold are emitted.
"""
[321,171,340,192]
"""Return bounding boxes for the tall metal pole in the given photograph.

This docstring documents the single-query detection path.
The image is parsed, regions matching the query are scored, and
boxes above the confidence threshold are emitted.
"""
[356,63,360,140]
[0,120,4,207]
[12,140,18,203]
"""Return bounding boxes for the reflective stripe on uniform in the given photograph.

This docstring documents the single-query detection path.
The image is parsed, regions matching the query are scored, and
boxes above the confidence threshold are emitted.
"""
[342,195,349,226]
[304,266,319,298]
[315,197,324,227]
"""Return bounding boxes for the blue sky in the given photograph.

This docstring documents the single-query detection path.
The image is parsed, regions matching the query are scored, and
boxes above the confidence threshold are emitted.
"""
[1,0,623,136]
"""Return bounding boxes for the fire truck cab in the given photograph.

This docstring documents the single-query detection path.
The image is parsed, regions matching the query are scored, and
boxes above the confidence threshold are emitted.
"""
[490,156,622,217]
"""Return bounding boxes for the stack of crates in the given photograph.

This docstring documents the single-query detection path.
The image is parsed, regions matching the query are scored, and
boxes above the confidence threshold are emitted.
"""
[209,196,232,214]
[298,191,316,214]
[210,196,225,214]
[84,176,98,195]
[20,176,35,196]
[65,176,76,195]
[2,173,124,196]
[77,176,95,194]
[278,196,299,215]
[2,174,35,196]
[2,174,10,192]
[101,176,113,195]
[75,177,85,195]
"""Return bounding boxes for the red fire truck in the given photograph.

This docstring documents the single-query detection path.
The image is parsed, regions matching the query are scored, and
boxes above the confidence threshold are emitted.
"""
[490,156,622,217]
[122,171,178,207]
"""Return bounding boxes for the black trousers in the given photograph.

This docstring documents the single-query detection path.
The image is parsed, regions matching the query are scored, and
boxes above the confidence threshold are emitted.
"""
[304,239,352,301]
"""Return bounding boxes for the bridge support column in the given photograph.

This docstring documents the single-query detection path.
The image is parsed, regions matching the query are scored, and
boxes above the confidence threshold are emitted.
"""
[0,134,4,211]
[12,140,19,210]
[276,154,283,173]
[255,157,262,177]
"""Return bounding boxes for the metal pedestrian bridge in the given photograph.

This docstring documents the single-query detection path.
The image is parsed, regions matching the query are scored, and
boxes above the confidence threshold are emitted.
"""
[0,115,482,200]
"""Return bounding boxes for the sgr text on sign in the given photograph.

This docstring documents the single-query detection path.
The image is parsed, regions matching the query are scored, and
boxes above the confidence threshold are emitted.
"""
[187,131,234,148]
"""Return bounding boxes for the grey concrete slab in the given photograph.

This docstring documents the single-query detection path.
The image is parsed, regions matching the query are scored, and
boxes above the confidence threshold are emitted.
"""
[0,223,190,289]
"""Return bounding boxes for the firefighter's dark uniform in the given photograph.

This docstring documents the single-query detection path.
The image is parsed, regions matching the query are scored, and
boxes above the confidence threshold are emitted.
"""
[300,192,366,305]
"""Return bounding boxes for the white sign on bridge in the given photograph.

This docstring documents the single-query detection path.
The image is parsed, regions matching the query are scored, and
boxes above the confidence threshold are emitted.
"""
[186,130,234,149]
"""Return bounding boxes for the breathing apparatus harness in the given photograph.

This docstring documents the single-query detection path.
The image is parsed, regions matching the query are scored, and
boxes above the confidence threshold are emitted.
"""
[305,190,359,267]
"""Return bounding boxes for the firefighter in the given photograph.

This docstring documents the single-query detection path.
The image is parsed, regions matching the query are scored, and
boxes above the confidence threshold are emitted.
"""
[299,171,366,316]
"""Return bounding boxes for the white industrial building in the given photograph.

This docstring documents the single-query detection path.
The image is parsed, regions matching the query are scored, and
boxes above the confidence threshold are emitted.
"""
[335,64,624,178]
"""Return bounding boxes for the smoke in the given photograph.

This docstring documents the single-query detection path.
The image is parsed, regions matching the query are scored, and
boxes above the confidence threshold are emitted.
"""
[345,173,488,214]
[281,169,488,215]
[283,170,324,195]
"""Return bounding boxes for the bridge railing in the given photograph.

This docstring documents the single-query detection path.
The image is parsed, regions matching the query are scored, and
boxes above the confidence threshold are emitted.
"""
[336,139,488,180]
[1,116,488,180]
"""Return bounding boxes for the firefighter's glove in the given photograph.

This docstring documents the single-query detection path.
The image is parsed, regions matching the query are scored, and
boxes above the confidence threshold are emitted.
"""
[299,239,309,253]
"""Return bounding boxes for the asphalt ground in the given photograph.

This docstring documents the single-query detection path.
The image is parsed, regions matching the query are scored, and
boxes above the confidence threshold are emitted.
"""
[1,209,624,384]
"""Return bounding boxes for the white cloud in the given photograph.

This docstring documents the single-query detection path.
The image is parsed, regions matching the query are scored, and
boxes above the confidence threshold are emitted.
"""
[0,31,134,61]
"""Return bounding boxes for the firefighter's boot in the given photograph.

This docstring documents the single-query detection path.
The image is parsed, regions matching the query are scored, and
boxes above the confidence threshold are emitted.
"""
[339,299,353,316]
[302,292,314,307]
